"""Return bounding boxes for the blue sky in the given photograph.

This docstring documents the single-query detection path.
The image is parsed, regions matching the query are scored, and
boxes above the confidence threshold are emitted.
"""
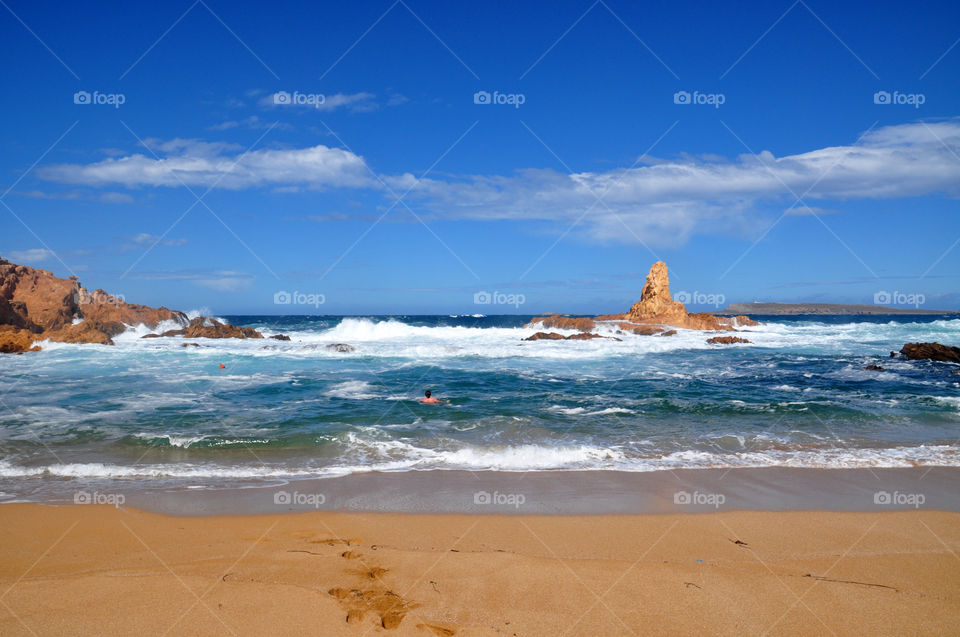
[2,0,959,314]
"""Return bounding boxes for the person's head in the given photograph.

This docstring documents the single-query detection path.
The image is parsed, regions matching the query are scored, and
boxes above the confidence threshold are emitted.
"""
[424,390,432,398]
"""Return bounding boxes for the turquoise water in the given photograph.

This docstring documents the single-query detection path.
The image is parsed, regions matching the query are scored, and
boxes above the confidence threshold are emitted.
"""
[0,314,958,500]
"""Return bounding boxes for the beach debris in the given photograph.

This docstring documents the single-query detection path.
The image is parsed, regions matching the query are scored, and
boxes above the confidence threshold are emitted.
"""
[729,538,749,547]
[899,342,960,363]
[707,336,751,345]
[684,582,702,589]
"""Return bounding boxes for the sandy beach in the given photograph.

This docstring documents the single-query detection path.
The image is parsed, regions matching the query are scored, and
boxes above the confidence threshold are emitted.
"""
[2,504,958,636]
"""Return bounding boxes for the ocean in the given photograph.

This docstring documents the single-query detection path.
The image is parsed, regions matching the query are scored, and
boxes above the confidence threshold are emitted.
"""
[1,314,958,503]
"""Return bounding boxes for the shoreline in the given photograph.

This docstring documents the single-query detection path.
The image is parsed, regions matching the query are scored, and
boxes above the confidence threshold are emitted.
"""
[2,503,958,635]
[10,466,959,516]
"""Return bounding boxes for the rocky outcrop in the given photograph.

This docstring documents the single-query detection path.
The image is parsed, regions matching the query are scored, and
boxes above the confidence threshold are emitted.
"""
[0,259,80,331]
[270,334,291,341]
[524,332,566,341]
[525,315,595,332]
[627,261,688,324]
[706,336,751,345]
[326,343,355,352]
[623,262,756,331]
[523,331,620,342]
[0,326,41,353]
[864,365,885,371]
[0,257,257,352]
[523,262,756,343]
[143,317,262,340]
[900,342,960,363]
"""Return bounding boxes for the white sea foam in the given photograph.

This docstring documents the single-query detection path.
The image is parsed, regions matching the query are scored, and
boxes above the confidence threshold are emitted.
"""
[1,443,958,480]
[324,380,379,399]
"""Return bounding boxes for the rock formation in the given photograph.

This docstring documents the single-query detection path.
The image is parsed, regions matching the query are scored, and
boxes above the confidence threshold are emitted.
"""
[626,261,688,324]
[0,257,261,353]
[526,315,595,332]
[523,331,619,342]
[899,342,960,363]
[522,261,757,341]
[142,317,262,340]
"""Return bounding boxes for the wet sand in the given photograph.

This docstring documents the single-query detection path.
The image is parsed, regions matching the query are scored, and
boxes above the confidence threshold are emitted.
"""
[95,466,960,515]
[1,503,959,636]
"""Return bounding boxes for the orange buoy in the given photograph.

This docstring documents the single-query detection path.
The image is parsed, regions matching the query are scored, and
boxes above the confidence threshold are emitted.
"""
[219,363,225,369]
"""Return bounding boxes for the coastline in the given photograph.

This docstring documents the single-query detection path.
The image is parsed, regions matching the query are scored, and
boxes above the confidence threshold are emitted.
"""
[10,466,960,515]
[2,503,958,635]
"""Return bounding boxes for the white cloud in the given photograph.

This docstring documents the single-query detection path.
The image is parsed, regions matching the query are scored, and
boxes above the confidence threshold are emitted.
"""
[40,141,375,190]
[258,91,377,112]
[389,119,960,244]
[35,120,960,246]
[128,234,188,247]
[208,116,293,132]
[130,269,254,291]
[7,248,55,263]
[19,189,133,204]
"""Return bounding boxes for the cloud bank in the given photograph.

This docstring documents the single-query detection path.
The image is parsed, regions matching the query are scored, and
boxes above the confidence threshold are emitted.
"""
[38,120,960,245]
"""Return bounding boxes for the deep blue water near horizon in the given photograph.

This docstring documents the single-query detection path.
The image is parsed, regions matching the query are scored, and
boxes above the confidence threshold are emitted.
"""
[0,313,958,502]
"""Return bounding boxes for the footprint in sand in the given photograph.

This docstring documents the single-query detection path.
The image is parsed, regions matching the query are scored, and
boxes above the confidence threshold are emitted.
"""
[417,623,456,636]
[328,586,418,630]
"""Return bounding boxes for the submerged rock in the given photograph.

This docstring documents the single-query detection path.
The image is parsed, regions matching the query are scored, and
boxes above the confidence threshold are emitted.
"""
[900,342,960,363]
[523,332,565,341]
[708,335,751,344]
[864,364,885,371]
[326,343,355,352]
[270,334,291,341]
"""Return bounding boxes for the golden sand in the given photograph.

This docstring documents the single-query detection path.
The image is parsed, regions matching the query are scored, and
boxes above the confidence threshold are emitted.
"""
[1,505,958,636]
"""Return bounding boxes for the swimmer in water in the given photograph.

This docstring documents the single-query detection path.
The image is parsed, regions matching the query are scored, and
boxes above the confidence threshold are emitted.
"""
[420,390,441,404]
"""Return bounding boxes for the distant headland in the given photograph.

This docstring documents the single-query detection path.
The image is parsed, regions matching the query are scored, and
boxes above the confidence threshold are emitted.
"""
[718,302,959,316]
